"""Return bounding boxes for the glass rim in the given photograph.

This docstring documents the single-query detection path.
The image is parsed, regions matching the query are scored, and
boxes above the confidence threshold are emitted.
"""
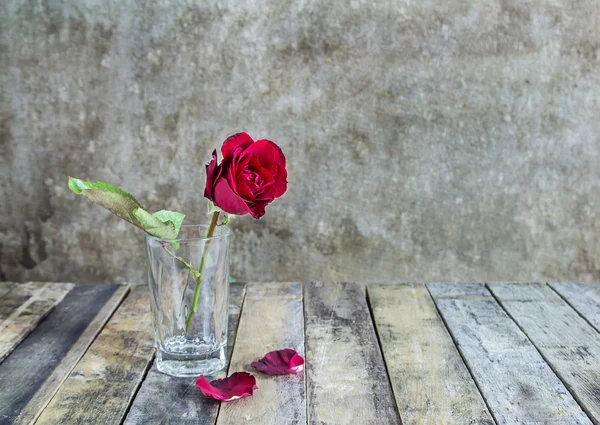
[144,224,230,243]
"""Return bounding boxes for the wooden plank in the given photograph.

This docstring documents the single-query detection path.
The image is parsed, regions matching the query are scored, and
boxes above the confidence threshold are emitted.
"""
[16,285,128,425]
[35,286,153,425]
[368,284,494,425]
[0,282,75,362]
[123,282,247,425]
[428,282,593,425]
[0,282,45,323]
[0,284,123,425]
[550,282,600,333]
[0,282,19,315]
[428,282,491,299]
[0,282,17,298]
[304,282,399,425]
[216,282,305,425]
[489,282,600,424]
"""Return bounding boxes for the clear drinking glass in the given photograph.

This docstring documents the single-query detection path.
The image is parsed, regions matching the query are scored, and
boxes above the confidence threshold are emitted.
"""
[144,224,230,377]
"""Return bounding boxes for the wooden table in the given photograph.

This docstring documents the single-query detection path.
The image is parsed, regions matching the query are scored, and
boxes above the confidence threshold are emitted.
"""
[0,281,599,425]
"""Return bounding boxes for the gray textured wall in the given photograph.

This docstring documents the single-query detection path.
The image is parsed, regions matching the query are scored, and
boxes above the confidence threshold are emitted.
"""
[1,0,599,285]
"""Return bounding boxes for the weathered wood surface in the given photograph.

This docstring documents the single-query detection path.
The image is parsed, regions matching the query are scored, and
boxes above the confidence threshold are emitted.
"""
[428,282,593,425]
[124,282,247,425]
[305,282,399,425]
[15,285,128,425]
[0,282,17,298]
[0,282,74,362]
[0,282,20,320]
[368,284,494,425]
[35,286,153,425]
[550,282,600,333]
[489,282,600,424]
[0,282,47,328]
[3,280,600,424]
[217,282,306,425]
[0,282,45,340]
[0,284,123,425]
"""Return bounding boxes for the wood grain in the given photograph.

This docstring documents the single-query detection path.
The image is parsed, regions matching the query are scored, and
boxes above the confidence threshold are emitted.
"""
[124,282,247,425]
[0,282,17,298]
[305,282,399,425]
[15,285,128,425]
[550,282,600,333]
[368,284,494,425]
[35,286,154,425]
[427,282,491,299]
[0,284,123,425]
[0,282,19,320]
[489,282,600,424]
[216,282,306,425]
[0,282,75,362]
[428,282,593,425]
[0,282,45,324]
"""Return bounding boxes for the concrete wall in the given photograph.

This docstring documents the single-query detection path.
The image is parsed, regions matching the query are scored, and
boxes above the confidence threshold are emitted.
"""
[1,0,599,285]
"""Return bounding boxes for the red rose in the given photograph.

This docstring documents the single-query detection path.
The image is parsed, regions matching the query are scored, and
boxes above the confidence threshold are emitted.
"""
[204,132,287,219]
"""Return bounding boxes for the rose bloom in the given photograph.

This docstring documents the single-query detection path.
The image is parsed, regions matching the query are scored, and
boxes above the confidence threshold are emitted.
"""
[204,132,287,218]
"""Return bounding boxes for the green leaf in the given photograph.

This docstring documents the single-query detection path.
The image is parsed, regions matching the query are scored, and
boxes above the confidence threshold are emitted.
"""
[133,208,184,240]
[152,210,185,248]
[68,177,185,240]
[152,210,185,238]
[68,177,144,225]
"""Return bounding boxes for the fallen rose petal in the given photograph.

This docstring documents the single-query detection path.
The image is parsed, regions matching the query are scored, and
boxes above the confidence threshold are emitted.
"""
[251,348,305,376]
[195,372,258,401]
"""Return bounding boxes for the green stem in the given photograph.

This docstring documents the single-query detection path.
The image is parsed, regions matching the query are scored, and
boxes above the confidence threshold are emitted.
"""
[161,245,197,272]
[184,211,220,333]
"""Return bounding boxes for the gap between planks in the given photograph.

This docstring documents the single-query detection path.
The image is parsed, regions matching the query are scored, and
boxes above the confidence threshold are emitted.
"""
[548,282,600,334]
[216,282,306,425]
[120,349,155,425]
[428,282,593,425]
[487,282,600,425]
[213,283,249,425]
[304,282,399,425]
[0,282,75,362]
[124,282,247,425]
[425,284,500,425]
[368,283,495,425]
[364,288,403,424]
[0,283,128,425]
[34,285,154,425]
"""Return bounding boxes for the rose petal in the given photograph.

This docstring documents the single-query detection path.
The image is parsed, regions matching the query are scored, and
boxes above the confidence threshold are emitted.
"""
[246,200,268,219]
[242,139,282,168]
[235,175,254,200]
[259,139,287,175]
[271,165,288,198]
[196,372,258,402]
[224,155,245,196]
[251,348,305,376]
[213,178,251,216]
[204,150,219,201]
[242,141,287,199]
[221,132,254,160]
[246,154,275,187]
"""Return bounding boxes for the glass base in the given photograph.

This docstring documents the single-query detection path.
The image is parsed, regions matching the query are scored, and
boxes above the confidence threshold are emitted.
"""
[156,338,227,377]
